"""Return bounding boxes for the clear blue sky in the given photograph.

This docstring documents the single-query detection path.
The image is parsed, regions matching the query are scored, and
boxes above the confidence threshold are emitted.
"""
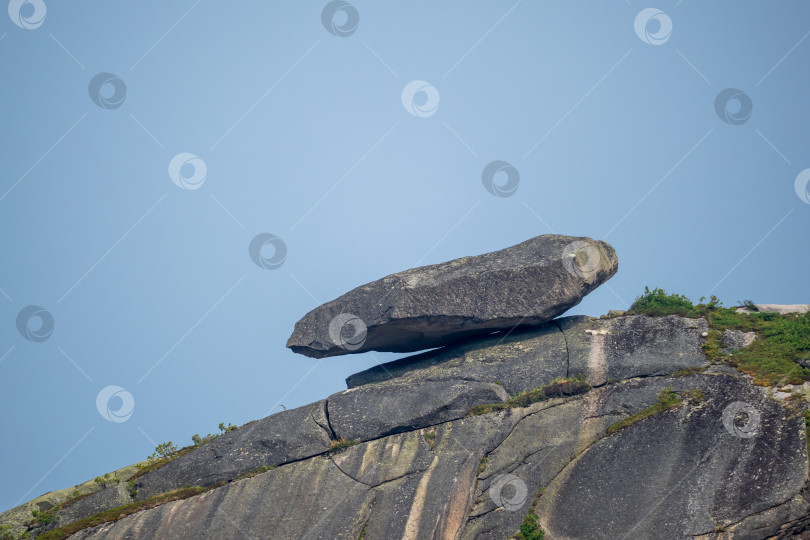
[1,1,809,512]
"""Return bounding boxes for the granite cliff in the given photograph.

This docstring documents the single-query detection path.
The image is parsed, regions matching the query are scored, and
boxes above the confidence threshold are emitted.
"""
[2,235,809,540]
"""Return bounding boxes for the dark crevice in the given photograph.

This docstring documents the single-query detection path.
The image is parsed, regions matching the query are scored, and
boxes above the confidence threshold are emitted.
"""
[314,401,337,440]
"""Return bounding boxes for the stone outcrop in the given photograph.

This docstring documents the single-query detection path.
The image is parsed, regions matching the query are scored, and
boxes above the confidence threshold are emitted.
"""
[5,312,808,539]
[286,234,618,358]
[3,237,809,540]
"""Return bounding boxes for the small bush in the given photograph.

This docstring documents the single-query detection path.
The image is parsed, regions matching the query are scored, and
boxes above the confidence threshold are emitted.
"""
[218,422,237,433]
[514,508,545,540]
[127,479,138,499]
[148,442,179,461]
[628,287,697,317]
[423,430,436,450]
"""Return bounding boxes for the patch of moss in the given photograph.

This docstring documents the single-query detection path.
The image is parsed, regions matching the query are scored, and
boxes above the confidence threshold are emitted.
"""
[467,377,591,416]
[37,486,215,540]
[680,388,705,402]
[477,456,488,476]
[670,367,707,377]
[328,439,360,454]
[358,519,369,539]
[628,288,810,387]
[606,388,683,436]
[423,430,436,450]
[234,465,276,482]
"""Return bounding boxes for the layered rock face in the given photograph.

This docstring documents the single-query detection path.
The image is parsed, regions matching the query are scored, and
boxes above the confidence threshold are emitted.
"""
[4,235,809,539]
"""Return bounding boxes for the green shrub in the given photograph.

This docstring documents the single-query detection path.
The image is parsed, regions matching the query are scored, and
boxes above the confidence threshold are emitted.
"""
[628,287,697,317]
[127,479,138,499]
[514,508,545,540]
[628,288,810,387]
[218,422,237,433]
[148,442,179,461]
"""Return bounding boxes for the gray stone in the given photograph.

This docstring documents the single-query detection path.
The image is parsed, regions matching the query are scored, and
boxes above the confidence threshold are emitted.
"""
[346,320,568,396]
[57,401,333,526]
[564,314,709,385]
[722,328,757,352]
[327,380,509,441]
[736,304,810,315]
[287,234,618,358]
[536,374,808,539]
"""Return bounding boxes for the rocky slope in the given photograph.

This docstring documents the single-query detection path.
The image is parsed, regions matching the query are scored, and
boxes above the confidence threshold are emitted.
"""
[2,235,808,540]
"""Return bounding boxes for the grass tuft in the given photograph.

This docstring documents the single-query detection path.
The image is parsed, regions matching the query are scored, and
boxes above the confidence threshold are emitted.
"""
[328,439,360,454]
[606,388,683,435]
[467,377,591,416]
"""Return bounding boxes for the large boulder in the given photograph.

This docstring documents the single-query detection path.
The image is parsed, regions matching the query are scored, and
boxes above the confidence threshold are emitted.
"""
[287,234,618,358]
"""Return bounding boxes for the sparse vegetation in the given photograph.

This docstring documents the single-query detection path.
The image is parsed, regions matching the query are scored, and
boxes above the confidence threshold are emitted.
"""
[328,439,360,454]
[192,422,238,447]
[148,442,179,461]
[738,299,759,312]
[514,507,545,540]
[93,473,119,488]
[670,367,707,377]
[423,430,436,450]
[31,509,57,526]
[606,387,683,435]
[358,519,369,539]
[681,388,705,402]
[628,287,810,387]
[37,486,217,540]
[477,456,488,476]
[234,465,276,482]
[127,479,138,499]
[467,376,591,416]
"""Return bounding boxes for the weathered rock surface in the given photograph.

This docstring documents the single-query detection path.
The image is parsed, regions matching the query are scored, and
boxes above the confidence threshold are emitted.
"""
[51,372,808,540]
[347,314,709,391]
[722,328,757,352]
[736,304,810,315]
[327,379,509,441]
[346,321,568,395]
[5,313,809,540]
[287,234,618,358]
[536,374,808,539]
